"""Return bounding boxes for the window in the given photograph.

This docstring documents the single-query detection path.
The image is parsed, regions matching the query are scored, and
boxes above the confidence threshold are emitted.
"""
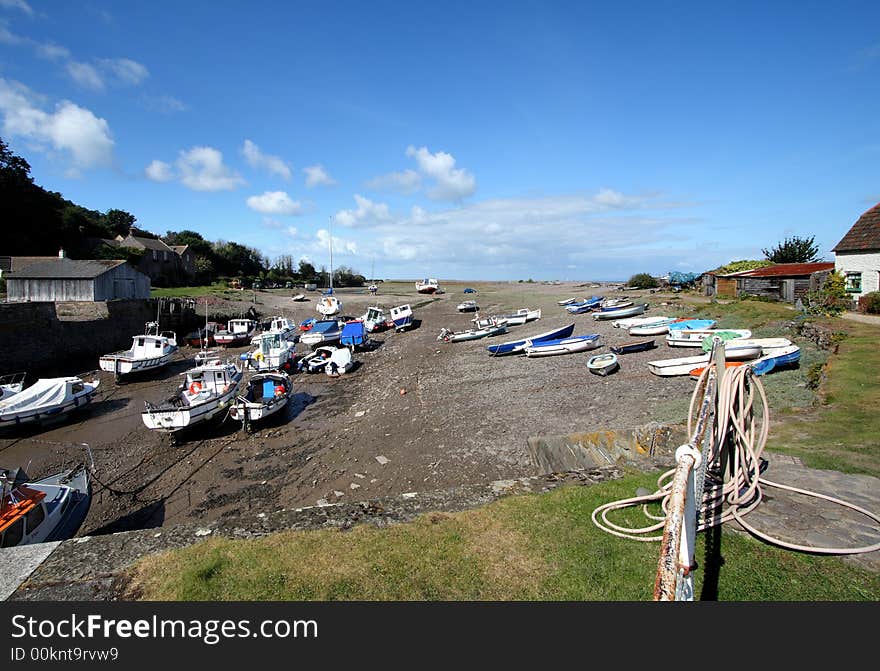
[1,518,24,547]
[152,250,159,261]
[845,272,862,293]
[25,504,45,535]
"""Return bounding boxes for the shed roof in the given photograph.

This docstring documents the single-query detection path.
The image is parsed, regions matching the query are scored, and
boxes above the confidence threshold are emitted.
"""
[0,256,59,273]
[833,202,880,253]
[7,258,127,279]
[721,262,834,278]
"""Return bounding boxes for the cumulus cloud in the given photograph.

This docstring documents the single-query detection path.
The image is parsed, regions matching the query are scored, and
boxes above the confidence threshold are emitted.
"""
[303,164,336,188]
[405,145,476,201]
[246,190,302,215]
[364,168,421,194]
[66,61,105,91]
[242,139,291,180]
[176,146,244,191]
[0,77,113,168]
[145,159,173,182]
[0,0,33,16]
[316,228,357,255]
[334,194,392,228]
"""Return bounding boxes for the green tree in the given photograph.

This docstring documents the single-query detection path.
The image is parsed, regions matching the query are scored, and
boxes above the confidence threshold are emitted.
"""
[627,272,659,289]
[297,259,316,281]
[762,235,821,263]
[104,209,136,237]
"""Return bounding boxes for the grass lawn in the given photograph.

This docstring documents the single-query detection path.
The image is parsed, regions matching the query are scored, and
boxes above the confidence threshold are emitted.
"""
[150,282,234,299]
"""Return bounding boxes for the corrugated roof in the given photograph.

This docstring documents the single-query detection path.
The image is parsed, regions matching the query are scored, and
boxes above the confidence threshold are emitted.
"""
[7,258,127,279]
[724,262,834,278]
[833,202,880,253]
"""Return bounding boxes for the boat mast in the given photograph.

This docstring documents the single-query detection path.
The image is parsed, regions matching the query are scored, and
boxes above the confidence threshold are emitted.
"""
[328,216,333,295]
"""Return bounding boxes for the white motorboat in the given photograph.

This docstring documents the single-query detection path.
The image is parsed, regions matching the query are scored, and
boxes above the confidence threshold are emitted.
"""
[142,358,243,435]
[0,376,100,427]
[0,372,26,402]
[214,319,258,347]
[297,345,354,376]
[229,372,293,428]
[300,319,344,346]
[390,304,414,331]
[666,329,752,348]
[316,294,342,316]
[557,297,577,306]
[416,278,440,294]
[251,316,298,345]
[243,332,297,372]
[457,299,479,312]
[361,306,388,333]
[99,322,179,378]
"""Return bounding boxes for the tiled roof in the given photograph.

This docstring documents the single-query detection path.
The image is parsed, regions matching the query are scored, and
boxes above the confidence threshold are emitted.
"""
[726,262,834,278]
[833,202,880,253]
[7,258,127,279]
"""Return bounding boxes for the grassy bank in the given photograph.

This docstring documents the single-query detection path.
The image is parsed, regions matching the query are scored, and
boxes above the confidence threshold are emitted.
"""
[127,471,879,600]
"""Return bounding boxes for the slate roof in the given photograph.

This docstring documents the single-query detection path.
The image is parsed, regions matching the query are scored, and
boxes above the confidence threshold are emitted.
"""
[120,234,174,253]
[0,256,59,273]
[833,202,880,253]
[7,258,127,279]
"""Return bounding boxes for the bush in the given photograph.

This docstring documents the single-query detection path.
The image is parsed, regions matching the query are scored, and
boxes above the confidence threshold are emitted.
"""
[801,270,850,316]
[627,273,659,289]
[860,291,880,314]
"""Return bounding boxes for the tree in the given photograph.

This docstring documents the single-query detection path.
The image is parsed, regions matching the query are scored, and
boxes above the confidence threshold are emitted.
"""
[762,235,820,263]
[104,209,136,237]
[627,273,659,289]
[297,259,316,281]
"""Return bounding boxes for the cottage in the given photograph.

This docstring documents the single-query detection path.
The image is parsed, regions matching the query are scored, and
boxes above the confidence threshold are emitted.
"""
[832,202,880,304]
[113,233,194,286]
[5,258,150,302]
[714,262,835,302]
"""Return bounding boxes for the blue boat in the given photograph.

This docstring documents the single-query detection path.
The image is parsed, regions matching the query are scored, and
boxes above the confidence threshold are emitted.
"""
[487,322,576,356]
[751,345,801,376]
[564,297,602,314]
[340,321,369,349]
[463,287,477,293]
[667,319,717,331]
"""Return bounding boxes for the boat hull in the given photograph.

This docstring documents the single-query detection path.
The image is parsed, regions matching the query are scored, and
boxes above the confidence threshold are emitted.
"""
[587,354,619,375]
[99,349,177,375]
[524,335,601,357]
[487,323,576,356]
[593,303,648,320]
[610,339,656,355]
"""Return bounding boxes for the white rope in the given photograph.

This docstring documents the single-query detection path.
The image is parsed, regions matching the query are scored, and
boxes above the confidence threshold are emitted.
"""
[591,363,880,555]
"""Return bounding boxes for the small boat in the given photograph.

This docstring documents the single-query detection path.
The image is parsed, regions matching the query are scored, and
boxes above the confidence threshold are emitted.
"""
[628,318,691,336]
[463,287,477,294]
[0,463,92,547]
[487,323,576,356]
[416,278,440,294]
[390,304,414,331]
[325,347,354,376]
[298,346,354,376]
[438,324,507,343]
[242,332,297,372]
[361,306,388,333]
[316,294,342,316]
[0,376,100,427]
[214,319,258,347]
[564,297,602,313]
[291,293,307,301]
[300,319,344,346]
[0,372,26,402]
[183,321,222,347]
[340,320,370,350]
[647,344,762,377]
[587,353,619,376]
[707,337,792,353]
[610,339,656,355]
[142,358,243,435]
[689,362,745,380]
[592,303,648,320]
[612,315,672,329]
[599,298,633,310]
[557,297,577,306]
[229,372,293,428]
[667,319,717,332]
[251,316,298,345]
[473,314,519,328]
[523,334,601,357]
[666,329,752,348]
[457,300,479,312]
[516,308,541,322]
[99,322,179,378]
[750,345,801,376]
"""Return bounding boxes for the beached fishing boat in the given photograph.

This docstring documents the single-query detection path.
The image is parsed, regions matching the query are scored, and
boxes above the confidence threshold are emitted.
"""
[0,373,26,402]
[361,306,388,333]
[457,299,479,312]
[183,321,222,347]
[325,347,354,376]
[340,321,370,350]
[242,332,297,372]
[251,316,298,345]
[587,353,619,376]
[0,463,92,547]
[523,334,601,357]
[438,323,507,343]
[750,345,801,376]
[142,358,243,435]
[214,318,258,347]
[229,372,293,429]
[99,322,179,378]
[486,323,576,356]
[593,303,648,320]
[390,304,414,331]
[416,278,440,294]
[0,376,100,428]
[610,339,656,355]
[647,343,763,376]
[666,329,752,348]
[300,319,344,346]
[298,346,354,376]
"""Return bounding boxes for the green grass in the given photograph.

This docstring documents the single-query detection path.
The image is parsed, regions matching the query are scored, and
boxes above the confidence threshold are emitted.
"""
[127,471,880,601]
[150,282,235,298]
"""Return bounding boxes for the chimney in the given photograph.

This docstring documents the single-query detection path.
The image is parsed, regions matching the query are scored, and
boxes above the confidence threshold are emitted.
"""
[58,248,66,258]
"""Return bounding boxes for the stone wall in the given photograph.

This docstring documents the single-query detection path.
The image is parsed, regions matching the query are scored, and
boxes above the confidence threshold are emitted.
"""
[794,321,845,353]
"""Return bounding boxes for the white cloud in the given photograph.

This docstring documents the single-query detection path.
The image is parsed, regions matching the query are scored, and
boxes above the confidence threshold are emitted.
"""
[365,168,421,194]
[303,164,336,188]
[405,145,476,201]
[176,146,244,191]
[145,159,173,182]
[242,139,291,180]
[66,61,105,91]
[246,190,302,215]
[334,194,392,228]
[0,77,113,168]
[0,0,33,16]
[36,42,70,61]
[99,58,149,86]
[317,228,357,255]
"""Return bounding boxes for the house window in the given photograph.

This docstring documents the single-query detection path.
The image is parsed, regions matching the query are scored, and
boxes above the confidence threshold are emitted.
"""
[845,272,862,293]
[163,251,168,261]
[152,250,159,261]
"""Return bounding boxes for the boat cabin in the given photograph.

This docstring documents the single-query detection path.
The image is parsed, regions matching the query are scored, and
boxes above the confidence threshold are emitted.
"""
[228,319,255,334]
[0,470,66,548]
[184,363,237,401]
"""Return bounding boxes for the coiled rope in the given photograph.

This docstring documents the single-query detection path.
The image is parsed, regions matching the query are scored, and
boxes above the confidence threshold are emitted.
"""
[592,363,880,555]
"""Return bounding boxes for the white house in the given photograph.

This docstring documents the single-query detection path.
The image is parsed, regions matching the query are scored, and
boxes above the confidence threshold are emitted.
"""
[833,202,880,305]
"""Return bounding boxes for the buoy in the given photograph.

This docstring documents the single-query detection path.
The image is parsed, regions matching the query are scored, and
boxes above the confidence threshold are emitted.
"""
[189,381,202,395]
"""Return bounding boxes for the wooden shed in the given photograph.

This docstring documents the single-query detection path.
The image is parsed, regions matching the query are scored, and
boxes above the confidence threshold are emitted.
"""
[5,259,151,302]
[717,262,834,302]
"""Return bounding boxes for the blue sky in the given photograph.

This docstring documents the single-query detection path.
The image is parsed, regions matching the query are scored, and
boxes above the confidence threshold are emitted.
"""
[1,1,878,281]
